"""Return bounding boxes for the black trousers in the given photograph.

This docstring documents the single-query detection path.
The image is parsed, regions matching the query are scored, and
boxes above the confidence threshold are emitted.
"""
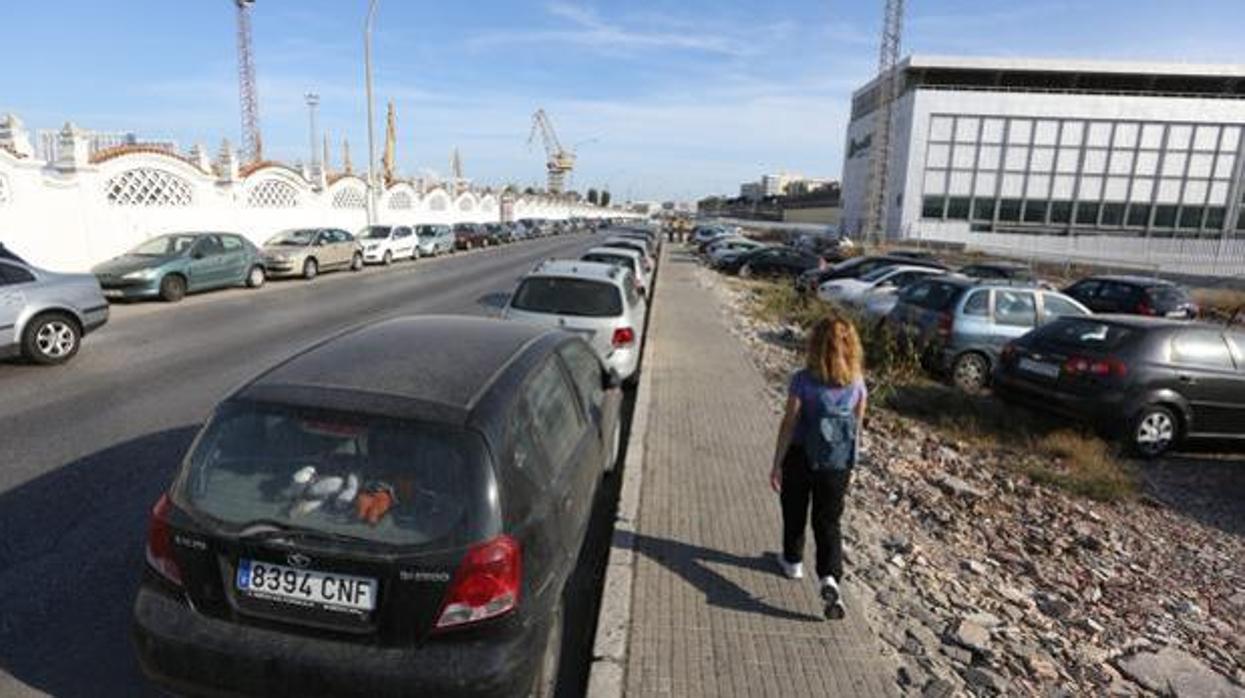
[780,447,852,581]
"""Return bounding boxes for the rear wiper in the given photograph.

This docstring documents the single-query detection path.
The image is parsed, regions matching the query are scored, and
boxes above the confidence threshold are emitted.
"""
[235,519,364,545]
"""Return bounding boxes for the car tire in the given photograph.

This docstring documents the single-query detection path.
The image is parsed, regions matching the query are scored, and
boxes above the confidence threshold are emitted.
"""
[952,352,990,394]
[159,274,187,302]
[528,599,562,698]
[21,313,80,365]
[351,253,364,271]
[303,258,318,280]
[246,265,266,289]
[1131,405,1179,459]
[382,250,393,266]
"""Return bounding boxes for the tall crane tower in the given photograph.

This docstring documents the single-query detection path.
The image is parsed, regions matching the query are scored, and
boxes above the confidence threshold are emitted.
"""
[528,109,575,194]
[235,0,262,163]
[863,0,905,243]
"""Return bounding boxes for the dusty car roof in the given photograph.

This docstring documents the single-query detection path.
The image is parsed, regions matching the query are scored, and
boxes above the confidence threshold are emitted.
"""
[237,316,555,420]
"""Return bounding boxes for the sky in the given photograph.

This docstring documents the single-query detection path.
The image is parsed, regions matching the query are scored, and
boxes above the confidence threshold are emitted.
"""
[3,1,1245,202]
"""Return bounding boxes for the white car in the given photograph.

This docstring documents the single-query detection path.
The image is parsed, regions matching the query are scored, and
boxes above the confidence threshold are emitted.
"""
[818,264,947,310]
[581,246,650,297]
[600,237,655,277]
[502,260,647,383]
[358,225,418,265]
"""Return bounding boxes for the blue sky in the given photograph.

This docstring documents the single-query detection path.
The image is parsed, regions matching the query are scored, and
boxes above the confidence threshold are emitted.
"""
[3,1,1244,201]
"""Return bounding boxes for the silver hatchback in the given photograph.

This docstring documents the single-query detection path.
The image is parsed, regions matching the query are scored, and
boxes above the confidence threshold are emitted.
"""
[501,260,647,384]
[1,253,109,364]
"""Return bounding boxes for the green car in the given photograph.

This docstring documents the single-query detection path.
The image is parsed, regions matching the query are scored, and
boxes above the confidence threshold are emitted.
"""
[93,232,267,302]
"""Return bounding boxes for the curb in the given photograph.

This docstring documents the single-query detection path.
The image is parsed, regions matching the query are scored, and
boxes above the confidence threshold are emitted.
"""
[584,245,665,698]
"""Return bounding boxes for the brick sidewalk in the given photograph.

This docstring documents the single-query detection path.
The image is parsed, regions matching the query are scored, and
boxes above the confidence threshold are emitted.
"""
[622,249,897,697]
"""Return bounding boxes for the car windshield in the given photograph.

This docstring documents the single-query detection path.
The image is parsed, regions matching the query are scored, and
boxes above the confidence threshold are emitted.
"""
[1146,285,1190,310]
[1037,318,1137,351]
[131,234,201,256]
[511,277,624,317]
[267,230,316,246]
[415,226,439,237]
[360,226,392,240]
[900,280,964,311]
[179,402,483,548]
[584,253,636,273]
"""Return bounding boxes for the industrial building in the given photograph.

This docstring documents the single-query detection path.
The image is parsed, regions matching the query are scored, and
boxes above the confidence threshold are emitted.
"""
[841,56,1245,274]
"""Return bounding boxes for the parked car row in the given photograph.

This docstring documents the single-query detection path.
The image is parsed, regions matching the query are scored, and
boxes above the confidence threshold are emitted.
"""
[132,225,660,696]
[0,219,604,365]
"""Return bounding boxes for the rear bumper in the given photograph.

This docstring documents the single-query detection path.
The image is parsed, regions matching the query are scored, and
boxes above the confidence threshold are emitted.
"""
[992,370,1128,431]
[606,345,641,380]
[132,583,545,698]
[82,304,109,333]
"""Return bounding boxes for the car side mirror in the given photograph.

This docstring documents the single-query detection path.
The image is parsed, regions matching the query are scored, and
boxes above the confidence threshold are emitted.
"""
[603,368,623,390]
[192,251,205,260]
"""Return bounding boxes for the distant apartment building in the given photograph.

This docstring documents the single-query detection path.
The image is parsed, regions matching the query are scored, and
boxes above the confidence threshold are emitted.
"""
[841,55,1245,259]
[739,182,763,201]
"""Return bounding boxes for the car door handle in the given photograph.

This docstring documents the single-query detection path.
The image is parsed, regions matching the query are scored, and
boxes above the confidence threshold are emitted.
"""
[1178,374,1196,384]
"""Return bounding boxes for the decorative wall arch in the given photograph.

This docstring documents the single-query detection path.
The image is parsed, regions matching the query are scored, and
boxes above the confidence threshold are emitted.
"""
[332,186,366,209]
[480,194,498,212]
[426,189,450,212]
[246,179,298,208]
[104,167,194,207]
[388,190,412,210]
[456,192,476,212]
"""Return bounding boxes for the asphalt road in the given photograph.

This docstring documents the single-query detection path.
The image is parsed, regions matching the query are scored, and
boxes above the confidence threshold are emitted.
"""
[0,233,615,697]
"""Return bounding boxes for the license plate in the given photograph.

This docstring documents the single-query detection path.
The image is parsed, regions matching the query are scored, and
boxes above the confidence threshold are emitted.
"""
[1018,357,1060,379]
[236,559,376,612]
[103,289,123,299]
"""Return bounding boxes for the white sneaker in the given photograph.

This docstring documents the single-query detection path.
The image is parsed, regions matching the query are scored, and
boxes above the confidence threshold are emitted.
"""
[820,576,846,620]
[777,556,804,580]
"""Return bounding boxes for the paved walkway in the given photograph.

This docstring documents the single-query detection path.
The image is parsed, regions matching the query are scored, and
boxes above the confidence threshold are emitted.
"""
[623,249,896,697]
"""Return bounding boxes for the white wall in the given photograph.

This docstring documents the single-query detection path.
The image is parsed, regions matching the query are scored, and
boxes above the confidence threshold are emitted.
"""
[0,128,611,272]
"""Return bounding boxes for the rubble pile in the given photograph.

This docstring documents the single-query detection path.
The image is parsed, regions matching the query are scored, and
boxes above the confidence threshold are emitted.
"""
[697,266,1245,697]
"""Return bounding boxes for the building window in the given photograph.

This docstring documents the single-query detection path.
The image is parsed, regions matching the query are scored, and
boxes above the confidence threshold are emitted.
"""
[105,168,194,207]
[972,198,996,221]
[1205,207,1226,230]
[1101,202,1126,226]
[1050,201,1073,224]
[1154,205,1179,228]
[1023,200,1048,223]
[1126,204,1151,227]
[1178,206,1204,229]
[998,199,1022,222]
[1076,203,1100,225]
[922,195,946,219]
[947,197,971,220]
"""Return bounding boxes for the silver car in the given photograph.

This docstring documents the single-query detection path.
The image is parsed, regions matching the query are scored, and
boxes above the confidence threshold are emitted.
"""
[415,224,455,256]
[501,260,647,383]
[1,253,109,364]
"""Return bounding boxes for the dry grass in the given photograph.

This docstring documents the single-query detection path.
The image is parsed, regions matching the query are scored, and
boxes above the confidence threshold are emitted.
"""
[1193,288,1245,321]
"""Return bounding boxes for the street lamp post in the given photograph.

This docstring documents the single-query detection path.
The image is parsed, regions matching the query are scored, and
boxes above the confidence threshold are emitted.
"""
[304,93,320,173]
[363,0,379,225]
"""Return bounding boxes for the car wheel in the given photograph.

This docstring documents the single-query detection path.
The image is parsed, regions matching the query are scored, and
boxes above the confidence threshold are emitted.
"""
[528,599,562,698]
[739,263,752,278]
[303,258,318,280]
[351,253,364,271]
[952,352,990,394]
[22,313,80,365]
[1132,405,1179,458]
[246,265,266,289]
[159,274,187,302]
[382,250,393,266]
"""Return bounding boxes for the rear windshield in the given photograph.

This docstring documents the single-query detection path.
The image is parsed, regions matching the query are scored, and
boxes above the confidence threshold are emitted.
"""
[511,277,623,317]
[900,280,964,311]
[583,253,637,273]
[178,402,487,548]
[1145,285,1190,310]
[1034,318,1137,351]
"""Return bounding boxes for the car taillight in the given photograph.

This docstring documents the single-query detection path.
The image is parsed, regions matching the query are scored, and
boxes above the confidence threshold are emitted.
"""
[612,327,636,347]
[436,535,522,630]
[1062,355,1127,378]
[145,493,183,587]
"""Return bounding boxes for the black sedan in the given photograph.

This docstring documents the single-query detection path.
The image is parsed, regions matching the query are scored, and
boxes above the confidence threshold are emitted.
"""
[133,316,624,698]
[720,246,822,278]
[994,315,1245,457]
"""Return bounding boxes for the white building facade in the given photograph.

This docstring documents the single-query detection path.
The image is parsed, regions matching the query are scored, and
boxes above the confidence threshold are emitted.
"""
[841,56,1245,276]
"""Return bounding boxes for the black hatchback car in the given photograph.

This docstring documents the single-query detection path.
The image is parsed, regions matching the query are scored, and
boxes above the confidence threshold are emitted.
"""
[1063,275,1198,319]
[994,315,1245,456]
[722,246,821,278]
[133,316,624,698]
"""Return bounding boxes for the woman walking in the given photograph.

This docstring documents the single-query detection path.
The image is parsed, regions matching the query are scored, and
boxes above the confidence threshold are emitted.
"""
[769,316,867,620]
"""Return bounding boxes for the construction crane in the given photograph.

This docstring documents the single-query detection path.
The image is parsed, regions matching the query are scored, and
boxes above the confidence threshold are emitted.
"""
[527,109,575,194]
[862,0,905,244]
[235,0,262,163]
